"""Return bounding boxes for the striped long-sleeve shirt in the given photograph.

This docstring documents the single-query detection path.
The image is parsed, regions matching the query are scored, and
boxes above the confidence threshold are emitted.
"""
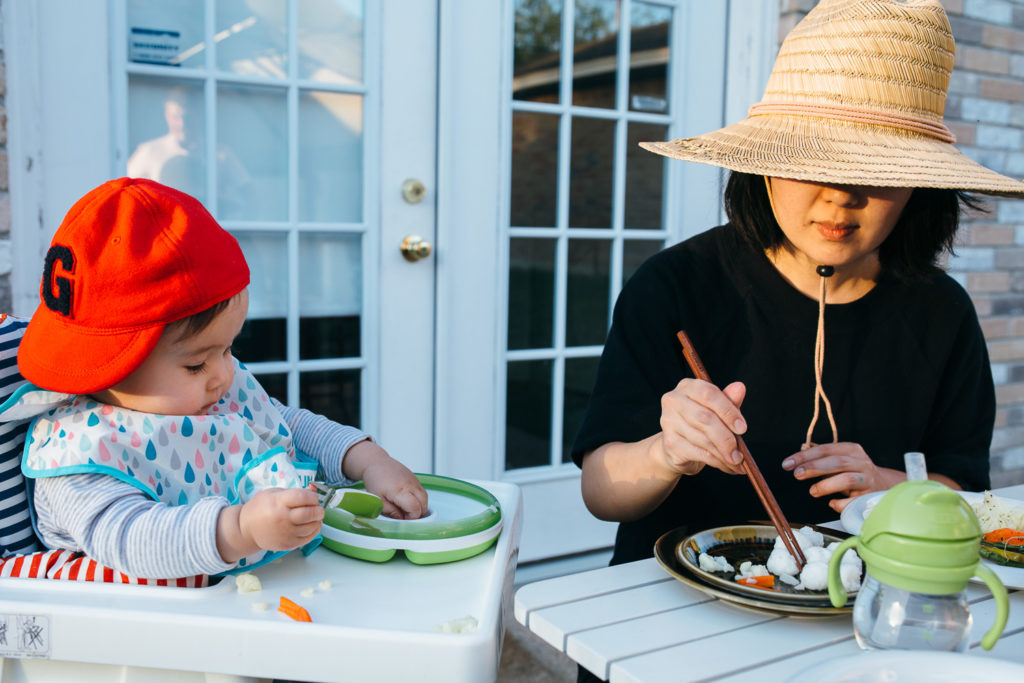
[0,317,39,557]
[32,400,368,578]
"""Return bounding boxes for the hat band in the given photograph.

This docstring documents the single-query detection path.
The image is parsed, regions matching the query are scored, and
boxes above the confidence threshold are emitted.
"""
[747,102,956,144]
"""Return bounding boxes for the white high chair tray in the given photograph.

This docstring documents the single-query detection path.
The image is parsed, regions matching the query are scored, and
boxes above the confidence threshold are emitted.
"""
[0,480,521,683]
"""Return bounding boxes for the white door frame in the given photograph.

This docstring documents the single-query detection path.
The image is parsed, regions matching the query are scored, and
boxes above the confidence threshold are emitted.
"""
[5,0,117,319]
[377,2,437,474]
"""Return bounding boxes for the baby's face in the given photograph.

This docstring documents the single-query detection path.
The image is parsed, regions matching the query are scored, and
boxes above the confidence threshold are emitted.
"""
[91,291,249,415]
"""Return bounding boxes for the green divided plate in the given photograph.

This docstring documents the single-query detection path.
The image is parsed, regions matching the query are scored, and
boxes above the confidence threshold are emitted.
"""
[319,474,503,564]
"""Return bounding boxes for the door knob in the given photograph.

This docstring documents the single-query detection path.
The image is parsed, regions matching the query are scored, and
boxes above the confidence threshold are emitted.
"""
[401,235,432,262]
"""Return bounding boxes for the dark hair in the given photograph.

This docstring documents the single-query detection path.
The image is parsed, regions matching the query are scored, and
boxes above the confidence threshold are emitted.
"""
[166,295,237,342]
[723,171,986,280]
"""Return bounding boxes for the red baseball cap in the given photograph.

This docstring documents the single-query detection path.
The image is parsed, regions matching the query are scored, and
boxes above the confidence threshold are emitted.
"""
[18,177,250,394]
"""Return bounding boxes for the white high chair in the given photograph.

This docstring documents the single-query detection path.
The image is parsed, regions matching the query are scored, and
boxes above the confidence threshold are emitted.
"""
[0,317,522,683]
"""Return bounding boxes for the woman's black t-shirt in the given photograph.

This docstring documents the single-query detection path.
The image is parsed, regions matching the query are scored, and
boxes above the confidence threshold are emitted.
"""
[571,225,994,565]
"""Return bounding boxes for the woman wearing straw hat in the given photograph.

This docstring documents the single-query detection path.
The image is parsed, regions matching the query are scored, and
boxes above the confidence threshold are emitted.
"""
[571,0,1024,578]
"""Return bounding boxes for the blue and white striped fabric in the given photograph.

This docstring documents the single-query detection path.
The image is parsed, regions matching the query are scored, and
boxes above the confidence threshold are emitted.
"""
[0,316,40,556]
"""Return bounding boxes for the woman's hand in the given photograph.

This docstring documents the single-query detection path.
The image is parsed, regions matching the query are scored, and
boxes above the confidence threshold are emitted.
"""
[654,378,749,478]
[781,442,902,512]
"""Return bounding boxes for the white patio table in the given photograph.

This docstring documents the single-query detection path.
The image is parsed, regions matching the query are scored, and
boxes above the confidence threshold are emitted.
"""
[0,479,521,683]
[514,484,1024,682]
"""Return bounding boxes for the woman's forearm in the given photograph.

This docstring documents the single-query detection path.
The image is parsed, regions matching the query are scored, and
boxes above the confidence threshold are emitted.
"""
[580,434,687,522]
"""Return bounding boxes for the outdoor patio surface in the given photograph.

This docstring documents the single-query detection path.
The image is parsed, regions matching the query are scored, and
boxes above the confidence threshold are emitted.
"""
[498,584,576,682]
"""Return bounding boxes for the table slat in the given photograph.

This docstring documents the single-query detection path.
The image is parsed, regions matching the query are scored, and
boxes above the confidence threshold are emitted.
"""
[609,613,854,683]
[514,559,668,624]
[568,598,782,680]
[529,579,697,650]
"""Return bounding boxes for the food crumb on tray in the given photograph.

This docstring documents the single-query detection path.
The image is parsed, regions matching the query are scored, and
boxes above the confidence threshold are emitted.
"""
[434,615,478,633]
[251,601,269,612]
[235,572,263,594]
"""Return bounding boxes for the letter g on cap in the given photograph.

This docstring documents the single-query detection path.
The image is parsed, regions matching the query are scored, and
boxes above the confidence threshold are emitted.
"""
[41,244,75,317]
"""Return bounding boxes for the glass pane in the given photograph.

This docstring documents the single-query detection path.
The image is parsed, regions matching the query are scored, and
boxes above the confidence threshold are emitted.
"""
[563,356,600,462]
[299,233,362,359]
[569,117,614,228]
[301,369,361,427]
[215,0,287,77]
[513,0,563,103]
[511,112,559,228]
[233,231,287,362]
[253,372,287,404]
[299,91,363,222]
[623,239,664,284]
[508,238,556,350]
[626,123,668,230]
[218,84,287,221]
[505,359,553,470]
[566,239,610,346]
[127,78,209,207]
[127,0,205,68]
[299,0,364,84]
[628,2,672,113]
[572,0,619,109]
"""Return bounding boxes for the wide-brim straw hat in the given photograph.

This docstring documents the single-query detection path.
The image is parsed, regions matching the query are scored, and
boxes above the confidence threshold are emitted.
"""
[640,0,1024,197]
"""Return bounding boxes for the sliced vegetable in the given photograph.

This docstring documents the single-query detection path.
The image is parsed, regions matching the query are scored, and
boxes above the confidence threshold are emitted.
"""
[278,596,312,622]
[983,528,1024,546]
[735,575,775,589]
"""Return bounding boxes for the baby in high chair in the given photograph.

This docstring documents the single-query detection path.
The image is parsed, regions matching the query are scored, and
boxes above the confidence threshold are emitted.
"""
[1,177,426,579]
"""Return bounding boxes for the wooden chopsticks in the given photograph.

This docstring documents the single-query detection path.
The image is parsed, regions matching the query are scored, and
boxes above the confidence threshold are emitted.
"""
[676,331,807,570]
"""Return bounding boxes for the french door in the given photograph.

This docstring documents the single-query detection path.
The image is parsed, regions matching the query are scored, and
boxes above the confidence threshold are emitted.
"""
[4,0,774,563]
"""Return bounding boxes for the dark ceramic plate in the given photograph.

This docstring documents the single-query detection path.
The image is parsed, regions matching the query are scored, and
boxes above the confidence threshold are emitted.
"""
[654,525,853,616]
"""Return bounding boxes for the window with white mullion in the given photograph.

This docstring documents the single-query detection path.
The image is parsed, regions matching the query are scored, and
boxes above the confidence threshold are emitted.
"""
[514,98,671,125]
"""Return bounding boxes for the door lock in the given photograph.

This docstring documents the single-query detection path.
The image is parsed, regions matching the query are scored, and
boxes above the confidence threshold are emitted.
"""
[401,235,432,262]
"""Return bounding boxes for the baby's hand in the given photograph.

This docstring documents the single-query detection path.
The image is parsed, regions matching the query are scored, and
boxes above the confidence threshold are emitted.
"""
[344,441,428,520]
[238,487,324,551]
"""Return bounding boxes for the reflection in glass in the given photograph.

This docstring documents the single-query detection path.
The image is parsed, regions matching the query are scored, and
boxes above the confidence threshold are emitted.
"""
[127,0,205,68]
[215,0,287,77]
[505,359,553,470]
[623,239,664,284]
[511,112,559,228]
[233,231,287,362]
[299,91,363,222]
[299,233,362,359]
[299,0,364,84]
[218,84,286,221]
[508,238,556,351]
[572,0,619,109]
[569,117,614,228]
[513,0,563,103]
[628,2,672,113]
[566,239,610,346]
[626,123,668,230]
[301,370,361,428]
[563,356,600,462]
[127,78,209,207]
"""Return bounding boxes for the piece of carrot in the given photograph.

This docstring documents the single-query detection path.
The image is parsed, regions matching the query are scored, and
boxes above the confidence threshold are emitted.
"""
[735,574,775,589]
[278,596,312,622]
[984,528,1024,545]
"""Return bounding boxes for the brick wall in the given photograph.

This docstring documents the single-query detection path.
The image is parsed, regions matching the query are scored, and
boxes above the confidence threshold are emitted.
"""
[781,0,1024,488]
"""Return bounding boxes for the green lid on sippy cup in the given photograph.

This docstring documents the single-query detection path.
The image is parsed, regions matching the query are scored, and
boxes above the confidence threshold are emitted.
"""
[827,480,1010,650]
[855,480,982,593]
